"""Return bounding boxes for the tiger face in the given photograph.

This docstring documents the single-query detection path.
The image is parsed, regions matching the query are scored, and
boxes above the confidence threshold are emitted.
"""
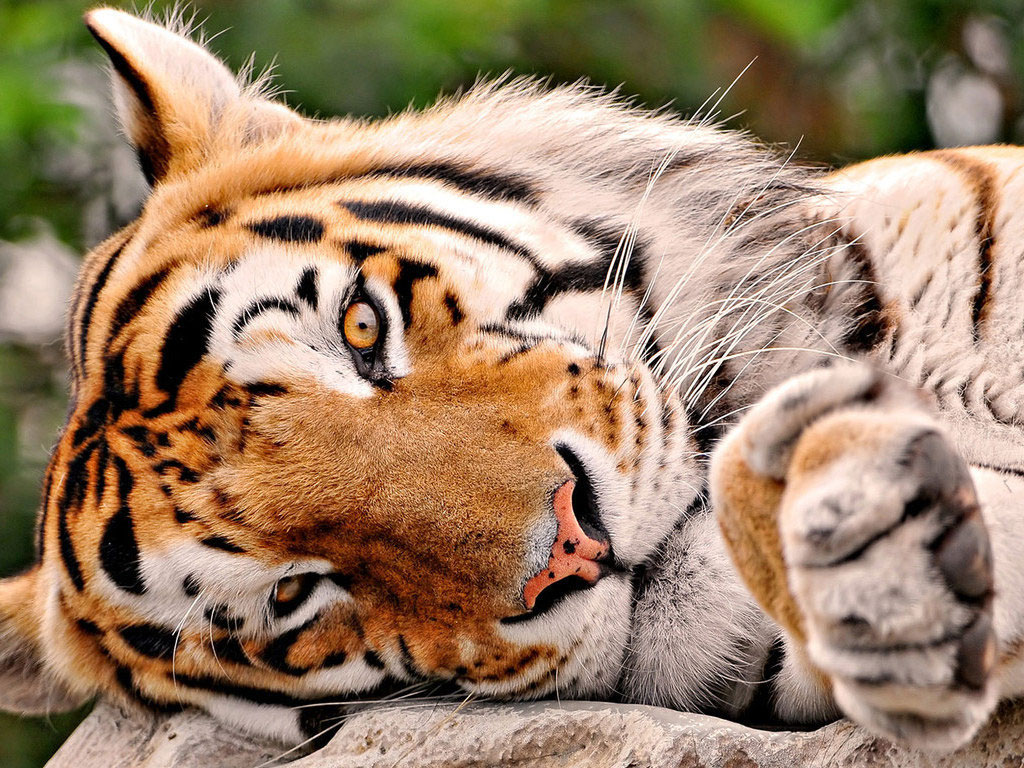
[0,9,702,741]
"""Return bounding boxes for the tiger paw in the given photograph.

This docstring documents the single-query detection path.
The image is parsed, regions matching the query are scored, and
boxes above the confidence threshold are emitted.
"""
[712,363,998,751]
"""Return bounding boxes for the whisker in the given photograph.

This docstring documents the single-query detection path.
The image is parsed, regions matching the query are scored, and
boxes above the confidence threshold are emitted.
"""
[172,590,206,694]
[385,691,478,768]
[251,719,345,768]
[632,162,827,375]
[596,148,679,354]
[208,610,228,678]
[657,216,840,385]
[288,682,444,710]
[691,58,757,128]
[653,232,855,402]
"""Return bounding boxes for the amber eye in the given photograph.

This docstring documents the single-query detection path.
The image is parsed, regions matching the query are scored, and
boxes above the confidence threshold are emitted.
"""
[276,576,304,603]
[343,300,381,350]
[272,573,319,617]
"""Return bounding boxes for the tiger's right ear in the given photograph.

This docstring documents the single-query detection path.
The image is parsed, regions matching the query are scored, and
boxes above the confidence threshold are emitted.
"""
[84,8,301,185]
[0,569,88,715]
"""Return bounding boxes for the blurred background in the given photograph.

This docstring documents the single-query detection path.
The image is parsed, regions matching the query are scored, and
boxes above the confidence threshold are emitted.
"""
[2,0,1023,764]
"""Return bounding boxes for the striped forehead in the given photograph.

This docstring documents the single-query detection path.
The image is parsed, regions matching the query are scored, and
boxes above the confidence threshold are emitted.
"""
[88,173,657,402]
[185,171,641,303]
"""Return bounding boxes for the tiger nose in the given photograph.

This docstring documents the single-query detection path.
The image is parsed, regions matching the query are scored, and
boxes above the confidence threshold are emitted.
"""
[522,480,611,611]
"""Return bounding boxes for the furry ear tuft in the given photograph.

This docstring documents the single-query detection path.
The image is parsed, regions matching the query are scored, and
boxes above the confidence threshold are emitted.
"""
[84,8,300,185]
[0,569,88,715]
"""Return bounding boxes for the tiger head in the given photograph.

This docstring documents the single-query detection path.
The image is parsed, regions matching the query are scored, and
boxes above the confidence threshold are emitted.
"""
[0,9,799,742]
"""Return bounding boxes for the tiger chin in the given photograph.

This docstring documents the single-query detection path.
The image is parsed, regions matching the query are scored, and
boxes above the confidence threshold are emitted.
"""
[1,6,1023,754]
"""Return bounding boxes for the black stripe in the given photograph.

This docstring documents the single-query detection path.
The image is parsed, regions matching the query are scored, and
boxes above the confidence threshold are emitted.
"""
[76,618,102,636]
[94,437,110,506]
[246,382,289,398]
[261,617,318,675]
[195,207,229,228]
[71,399,109,447]
[340,200,538,266]
[212,635,252,667]
[182,574,200,596]
[838,237,889,353]
[365,162,538,203]
[36,468,55,558]
[57,440,98,591]
[231,296,300,338]
[78,242,126,375]
[114,666,185,715]
[104,347,140,416]
[443,293,464,325]
[173,673,332,707]
[85,24,170,183]
[326,572,353,591]
[201,535,245,553]
[396,635,422,679]
[119,624,177,660]
[153,459,199,483]
[296,267,319,311]
[247,215,325,244]
[205,604,245,632]
[106,268,171,346]
[99,454,146,594]
[174,506,196,523]
[507,221,648,320]
[969,461,1024,480]
[392,259,439,328]
[498,343,535,365]
[572,220,659,361]
[576,220,659,361]
[298,703,346,747]
[121,424,156,457]
[477,323,550,346]
[931,151,998,341]
[323,649,348,667]
[153,290,221,408]
[343,241,387,263]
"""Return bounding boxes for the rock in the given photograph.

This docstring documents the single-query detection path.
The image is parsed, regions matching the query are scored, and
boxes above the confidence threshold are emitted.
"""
[47,698,1024,768]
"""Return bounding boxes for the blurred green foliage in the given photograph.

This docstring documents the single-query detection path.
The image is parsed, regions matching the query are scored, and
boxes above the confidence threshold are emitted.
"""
[1,0,1022,765]
[0,2,87,245]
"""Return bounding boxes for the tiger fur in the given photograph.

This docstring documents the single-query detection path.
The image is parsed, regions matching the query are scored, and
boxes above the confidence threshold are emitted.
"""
[1,8,1022,753]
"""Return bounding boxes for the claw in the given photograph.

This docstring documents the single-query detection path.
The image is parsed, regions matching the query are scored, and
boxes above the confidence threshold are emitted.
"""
[934,512,993,600]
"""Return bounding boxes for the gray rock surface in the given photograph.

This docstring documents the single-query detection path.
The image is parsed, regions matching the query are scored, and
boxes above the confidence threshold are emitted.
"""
[46,698,1024,767]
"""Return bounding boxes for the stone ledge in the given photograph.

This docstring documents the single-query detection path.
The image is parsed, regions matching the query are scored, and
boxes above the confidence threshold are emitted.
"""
[46,698,1024,767]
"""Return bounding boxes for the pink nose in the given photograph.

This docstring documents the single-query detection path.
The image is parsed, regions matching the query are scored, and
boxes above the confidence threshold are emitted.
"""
[523,480,611,611]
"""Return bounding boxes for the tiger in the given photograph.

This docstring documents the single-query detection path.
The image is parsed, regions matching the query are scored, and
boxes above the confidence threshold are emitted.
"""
[1,6,1022,755]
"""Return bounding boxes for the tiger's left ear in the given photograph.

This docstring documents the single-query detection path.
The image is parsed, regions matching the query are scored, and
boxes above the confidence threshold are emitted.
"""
[84,8,301,185]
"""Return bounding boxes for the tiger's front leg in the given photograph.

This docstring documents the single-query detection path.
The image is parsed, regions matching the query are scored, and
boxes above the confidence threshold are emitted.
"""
[711,362,1011,751]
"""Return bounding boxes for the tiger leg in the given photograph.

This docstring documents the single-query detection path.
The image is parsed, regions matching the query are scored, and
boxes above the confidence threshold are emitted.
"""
[711,361,1024,751]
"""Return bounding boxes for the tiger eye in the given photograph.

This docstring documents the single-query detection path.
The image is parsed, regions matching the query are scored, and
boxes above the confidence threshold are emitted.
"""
[275,575,304,604]
[343,301,380,349]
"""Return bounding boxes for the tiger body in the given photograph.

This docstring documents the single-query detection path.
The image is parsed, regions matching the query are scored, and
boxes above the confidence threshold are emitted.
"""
[1,8,1023,752]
